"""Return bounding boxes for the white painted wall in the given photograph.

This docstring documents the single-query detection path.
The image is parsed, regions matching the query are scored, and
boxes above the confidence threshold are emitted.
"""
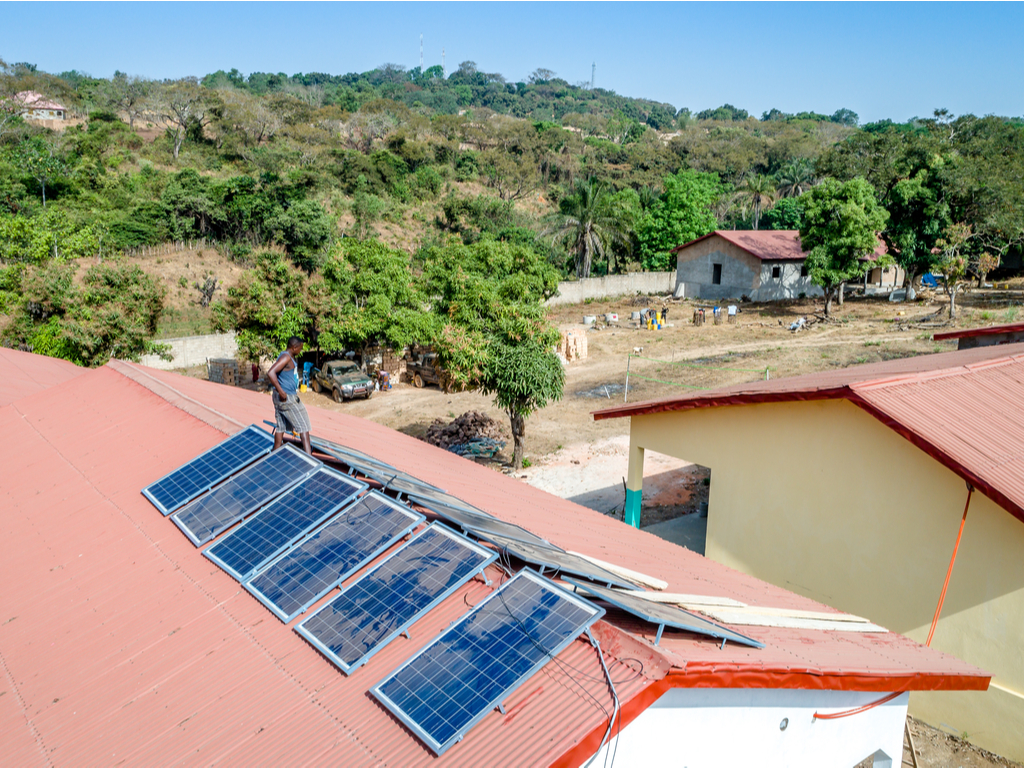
[138,332,239,370]
[589,688,908,768]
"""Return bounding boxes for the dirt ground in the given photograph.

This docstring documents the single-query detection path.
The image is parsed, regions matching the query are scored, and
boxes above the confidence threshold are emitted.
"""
[853,717,1023,767]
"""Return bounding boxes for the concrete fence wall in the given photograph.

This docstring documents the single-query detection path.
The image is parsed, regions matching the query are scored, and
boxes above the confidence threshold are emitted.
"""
[544,272,677,306]
[140,332,238,370]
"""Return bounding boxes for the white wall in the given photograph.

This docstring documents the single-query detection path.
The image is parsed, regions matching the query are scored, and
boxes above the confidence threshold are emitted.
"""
[589,688,908,768]
[544,272,677,306]
[138,332,239,370]
[754,262,823,300]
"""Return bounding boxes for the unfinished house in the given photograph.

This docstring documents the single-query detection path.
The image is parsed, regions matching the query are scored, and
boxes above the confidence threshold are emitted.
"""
[0,347,990,767]
[672,230,821,301]
[596,343,1024,760]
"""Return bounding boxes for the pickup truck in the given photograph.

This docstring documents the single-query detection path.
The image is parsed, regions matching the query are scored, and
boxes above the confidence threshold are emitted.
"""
[311,360,373,402]
[407,353,444,389]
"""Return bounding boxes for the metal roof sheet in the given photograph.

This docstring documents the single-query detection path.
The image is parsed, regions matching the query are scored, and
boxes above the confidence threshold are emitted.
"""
[0,352,990,767]
[933,321,1024,342]
[0,346,86,406]
[671,230,888,262]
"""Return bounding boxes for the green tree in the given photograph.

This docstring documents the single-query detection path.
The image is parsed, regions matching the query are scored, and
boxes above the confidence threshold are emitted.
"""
[636,169,723,270]
[3,260,167,365]
[881,171,949,297]
[0,208,101,262]
[760,197,804,230]
[422,239,562,468]
[775,158,816,198]
[17,135,66,207]
[799,177,890,316]
[546,177,629,279]
[735,173,777,229]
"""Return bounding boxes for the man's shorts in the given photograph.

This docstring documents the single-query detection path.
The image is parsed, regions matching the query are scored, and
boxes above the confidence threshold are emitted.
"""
[272,391,312,434]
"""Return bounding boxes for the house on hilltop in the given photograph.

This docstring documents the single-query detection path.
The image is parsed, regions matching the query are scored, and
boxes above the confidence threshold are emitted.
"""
[13,90,67,120]
[672,229,901,301]
[595,342,1024,760]
[0,347,990,766]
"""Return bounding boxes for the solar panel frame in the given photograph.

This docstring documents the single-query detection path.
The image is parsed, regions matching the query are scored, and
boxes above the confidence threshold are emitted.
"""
[244,491,425,623]
[141,425,274,516]
[309,436,399,478]
[371,570,604,756]
[473,531,637,590]
[203,467,367,582]
[408,493,552,547]
[295,522,497,675]
[561,577,765,649]
[171,445,321,546]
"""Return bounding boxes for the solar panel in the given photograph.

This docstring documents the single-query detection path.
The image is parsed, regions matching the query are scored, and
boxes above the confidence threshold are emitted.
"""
[372,570,604,756]
[142,425,274,515]
[309,436,398,478]
[245,491,424,622]
[474,531,637,590]
[561,578,765,649]
[204,467,366,581]
[296,523,497,674]
[171,445,320,546]
[408,492,551,547]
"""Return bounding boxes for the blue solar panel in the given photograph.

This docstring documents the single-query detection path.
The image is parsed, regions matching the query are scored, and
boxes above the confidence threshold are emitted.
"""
[371,570,604,756]
[204,467,366,581]
[244,491,424,622]
[171,446,320,546]
[296,523,497,675]
[142,425,274,515]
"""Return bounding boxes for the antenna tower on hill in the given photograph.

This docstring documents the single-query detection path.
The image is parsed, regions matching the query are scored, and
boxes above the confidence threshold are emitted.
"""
[420,35,423,70]
[591,62,596,89]
[442,48,446,78]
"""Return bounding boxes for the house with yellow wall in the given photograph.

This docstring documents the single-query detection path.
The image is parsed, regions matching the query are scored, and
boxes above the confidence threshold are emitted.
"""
[595,343,1024,760]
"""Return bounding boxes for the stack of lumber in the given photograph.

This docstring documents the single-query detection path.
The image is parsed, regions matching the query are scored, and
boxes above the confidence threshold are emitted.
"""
[424,411,507,458]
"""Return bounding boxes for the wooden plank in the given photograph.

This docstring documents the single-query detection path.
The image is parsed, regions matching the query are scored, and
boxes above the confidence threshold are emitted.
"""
[569,552,669,591]
[706,605,872,623]
[612,590,747,608]
[696,608,887,632]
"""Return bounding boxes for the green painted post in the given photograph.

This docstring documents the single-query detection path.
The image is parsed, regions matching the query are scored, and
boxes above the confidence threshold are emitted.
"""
[624,488,642,528]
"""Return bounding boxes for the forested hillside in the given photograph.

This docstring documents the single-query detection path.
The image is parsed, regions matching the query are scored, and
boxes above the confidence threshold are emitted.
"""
[2,57,1024,368]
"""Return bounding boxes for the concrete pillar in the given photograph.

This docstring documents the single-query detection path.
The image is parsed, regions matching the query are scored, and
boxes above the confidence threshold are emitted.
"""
[625,443,645,528]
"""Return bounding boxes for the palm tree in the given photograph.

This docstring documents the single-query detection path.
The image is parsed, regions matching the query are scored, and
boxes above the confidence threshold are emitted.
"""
[735,173,777,230]
[775,158,817,198]
[546,177,628,278]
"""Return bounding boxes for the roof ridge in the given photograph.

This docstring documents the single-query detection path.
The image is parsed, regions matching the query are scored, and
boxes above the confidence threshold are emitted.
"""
[106,360,244,435]
[851,353,1024,392]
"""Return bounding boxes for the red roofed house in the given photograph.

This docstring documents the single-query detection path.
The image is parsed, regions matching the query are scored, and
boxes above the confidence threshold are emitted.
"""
[596,343,1024,760]
[13,90,67,120]
[934,321,1024,350]
[672,230,901,301]
[0,347,989,767]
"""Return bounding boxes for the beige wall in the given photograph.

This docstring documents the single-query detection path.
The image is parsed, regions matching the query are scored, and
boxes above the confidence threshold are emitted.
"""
[628,399,1024,760]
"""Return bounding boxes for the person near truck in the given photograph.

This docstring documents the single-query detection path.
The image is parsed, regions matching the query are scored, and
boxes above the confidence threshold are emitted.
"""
[268,336,312,454]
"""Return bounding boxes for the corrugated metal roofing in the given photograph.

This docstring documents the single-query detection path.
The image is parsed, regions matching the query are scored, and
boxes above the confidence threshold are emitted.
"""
[933,321,1024,342]
[0,347,86,406]
[671,230,888,262]
[595,343,1024,526]
[0,353,989,767]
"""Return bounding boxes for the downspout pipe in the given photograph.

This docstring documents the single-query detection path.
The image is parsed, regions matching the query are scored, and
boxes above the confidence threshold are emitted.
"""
[926,483,973,647]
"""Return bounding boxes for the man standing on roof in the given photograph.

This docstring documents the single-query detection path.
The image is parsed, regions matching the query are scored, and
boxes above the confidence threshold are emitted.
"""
[268,336,312,454]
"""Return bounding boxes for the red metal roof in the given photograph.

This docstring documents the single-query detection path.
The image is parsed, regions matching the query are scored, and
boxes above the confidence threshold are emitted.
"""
[933,321,1024,342]
[595,342,1024,526]
[14,90,66,111]
[671,230,888,262]
[0,347,86,406]
[0,352,989,767]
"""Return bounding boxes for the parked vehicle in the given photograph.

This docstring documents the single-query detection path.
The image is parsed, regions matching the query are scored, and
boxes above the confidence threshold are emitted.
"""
[407,352,444,389]
[311,360,373,402]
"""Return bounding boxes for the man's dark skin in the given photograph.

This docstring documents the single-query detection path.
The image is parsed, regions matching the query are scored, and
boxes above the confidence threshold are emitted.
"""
[268,339,312,454]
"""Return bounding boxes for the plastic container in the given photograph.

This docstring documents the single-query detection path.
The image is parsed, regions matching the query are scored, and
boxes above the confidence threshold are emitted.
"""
[583,315,597,325]
[605,313,619,323]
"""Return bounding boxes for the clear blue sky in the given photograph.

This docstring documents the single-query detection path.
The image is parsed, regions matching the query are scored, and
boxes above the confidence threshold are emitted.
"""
[2,2,1021,123]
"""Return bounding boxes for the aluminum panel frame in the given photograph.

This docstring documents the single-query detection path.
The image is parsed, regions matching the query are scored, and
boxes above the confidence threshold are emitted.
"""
[141,425,274,516]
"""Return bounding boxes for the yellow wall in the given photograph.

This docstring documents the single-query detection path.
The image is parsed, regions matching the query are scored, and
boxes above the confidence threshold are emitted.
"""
[628,399,1024,760]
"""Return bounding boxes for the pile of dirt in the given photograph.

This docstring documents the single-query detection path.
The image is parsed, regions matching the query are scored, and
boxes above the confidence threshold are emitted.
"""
[424,411,507,450]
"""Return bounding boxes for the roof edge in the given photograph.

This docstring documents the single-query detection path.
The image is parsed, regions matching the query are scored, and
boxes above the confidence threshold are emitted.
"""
[106,360,244,435]
[933,322,1024,341]
[593,387,852,421]
[551,666,989,768]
